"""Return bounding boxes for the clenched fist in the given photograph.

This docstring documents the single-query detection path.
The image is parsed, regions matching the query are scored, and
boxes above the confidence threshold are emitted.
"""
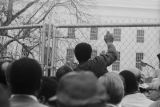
[104,31,114,44]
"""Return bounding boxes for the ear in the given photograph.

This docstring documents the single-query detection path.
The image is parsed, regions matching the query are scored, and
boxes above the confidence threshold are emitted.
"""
[39,96,46,104]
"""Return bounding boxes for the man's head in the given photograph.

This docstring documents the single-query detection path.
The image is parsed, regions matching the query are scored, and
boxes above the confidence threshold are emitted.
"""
[38,77,58,104]
[99,72,124,105]
[54,71,106,107]
[56,65,73,81]
[127,68,142,83]
[74,43,92,63]
[119,70,138,95]
[7,58,42,95]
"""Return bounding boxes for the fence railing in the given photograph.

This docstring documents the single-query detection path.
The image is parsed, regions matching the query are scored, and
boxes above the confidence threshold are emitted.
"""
[0,23,160,76]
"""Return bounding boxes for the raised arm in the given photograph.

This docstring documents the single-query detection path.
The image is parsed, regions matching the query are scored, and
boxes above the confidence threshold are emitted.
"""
[93,31,118,66]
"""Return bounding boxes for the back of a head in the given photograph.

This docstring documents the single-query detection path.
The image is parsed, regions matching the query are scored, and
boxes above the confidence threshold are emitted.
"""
[127,68,141,83]
[119,70,138,95]
[99,72,124,105]
[0,85,10,107]
[56,65,72,81]
[74,43,92,63]
[38,77,58,104]
[8,58,42,95]
[56,71,106,107]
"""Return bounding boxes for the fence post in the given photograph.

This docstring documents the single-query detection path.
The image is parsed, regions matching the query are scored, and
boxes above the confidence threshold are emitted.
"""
[41,24,48,75]
[51,25,57,76]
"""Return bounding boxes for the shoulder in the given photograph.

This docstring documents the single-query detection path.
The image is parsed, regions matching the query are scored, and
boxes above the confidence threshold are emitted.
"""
[149,100,160,107]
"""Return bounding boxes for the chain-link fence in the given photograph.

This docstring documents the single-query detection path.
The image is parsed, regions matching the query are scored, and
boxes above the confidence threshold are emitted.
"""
[0,23,160,77]
[44,24,160,76]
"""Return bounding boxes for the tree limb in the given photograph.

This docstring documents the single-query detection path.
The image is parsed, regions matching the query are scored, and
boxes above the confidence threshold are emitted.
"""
[7,0,13,24]
[3,0,39,26]
[0,34,34,57]
[26,0,49,24]
[36,2,69,24]
[9,0,49,41]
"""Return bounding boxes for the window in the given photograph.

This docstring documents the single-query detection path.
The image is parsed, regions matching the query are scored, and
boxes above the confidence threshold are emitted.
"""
[137,30,144,43]
[90,27,98,40]
[113,28,121,41]
[136,53,144,70]
[66,49,74,62]
[112,52,120,71]
[68,28,75,38]
[91,50,97,59]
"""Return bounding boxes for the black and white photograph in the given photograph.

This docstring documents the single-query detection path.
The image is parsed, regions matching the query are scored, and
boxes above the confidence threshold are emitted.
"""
[0,0,160,107]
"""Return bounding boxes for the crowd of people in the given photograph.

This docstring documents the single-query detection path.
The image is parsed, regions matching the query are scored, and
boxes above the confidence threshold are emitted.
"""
[0,31,160,107]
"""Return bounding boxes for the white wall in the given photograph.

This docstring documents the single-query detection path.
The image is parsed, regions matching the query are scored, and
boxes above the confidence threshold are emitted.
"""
[51,0,160,71]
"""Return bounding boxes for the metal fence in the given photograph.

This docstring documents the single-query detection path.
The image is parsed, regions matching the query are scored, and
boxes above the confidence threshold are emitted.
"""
[0,23,160,76]
[46,24,160,76]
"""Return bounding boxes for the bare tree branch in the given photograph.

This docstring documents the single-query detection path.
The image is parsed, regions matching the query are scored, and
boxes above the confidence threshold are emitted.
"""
[27,0,49,24]
[36,1,69,24]
[7,0,13,24]
[5,34,34,56]
[3,0,39,26]
[0,0,91,58]
[6,0,49,41]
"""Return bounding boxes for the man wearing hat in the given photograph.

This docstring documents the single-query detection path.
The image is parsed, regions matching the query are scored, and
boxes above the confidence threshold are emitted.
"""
[50,71,107,107]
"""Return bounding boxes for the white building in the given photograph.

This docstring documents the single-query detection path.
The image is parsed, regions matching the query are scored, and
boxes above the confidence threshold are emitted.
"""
[3,0,160,74]
[48,0,160,73]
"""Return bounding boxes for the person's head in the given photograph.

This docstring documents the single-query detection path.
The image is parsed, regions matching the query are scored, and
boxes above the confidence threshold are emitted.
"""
[127,68,142,83]
[56,65,73,81]
[99,72,124,105]
[74,43,92,63]
[38,77,58,104]
[119,70,138,95]
[0,85,10,107]
[53,71,106,107]
[7,58,42,95]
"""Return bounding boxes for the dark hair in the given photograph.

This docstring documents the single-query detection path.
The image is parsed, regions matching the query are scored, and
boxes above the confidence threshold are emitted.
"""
[74,43,92,63]
[0,62,7,86]
[56,65,72,81]
[7,58,42,94]
[38,77,58,104]
[119,70,138,95]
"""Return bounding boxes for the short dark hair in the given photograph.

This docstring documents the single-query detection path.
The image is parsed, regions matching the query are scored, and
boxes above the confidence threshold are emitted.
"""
[74,43,92,63]
[119,70,138,95]
[38,77,58,103]
[7,58,42,94]
[56,65,72,81]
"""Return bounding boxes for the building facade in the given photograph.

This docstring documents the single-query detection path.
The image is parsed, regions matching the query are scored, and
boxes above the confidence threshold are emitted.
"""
[49,0,160,73]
